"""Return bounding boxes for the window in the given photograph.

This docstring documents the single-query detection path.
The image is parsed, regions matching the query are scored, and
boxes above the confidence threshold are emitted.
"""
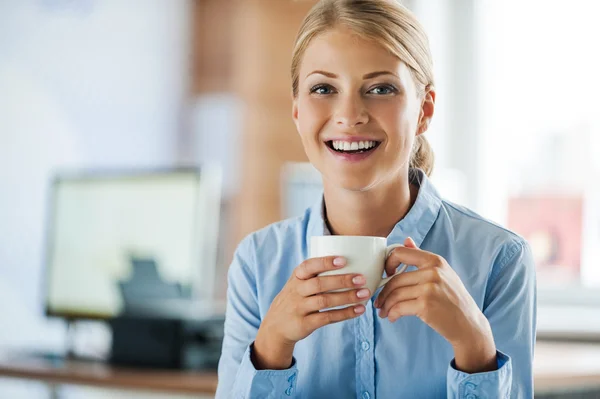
[478,0,600,314]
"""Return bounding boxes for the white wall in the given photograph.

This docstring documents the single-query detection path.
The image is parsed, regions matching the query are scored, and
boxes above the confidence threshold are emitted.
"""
[408,0,474,208]
[0,0,190,395]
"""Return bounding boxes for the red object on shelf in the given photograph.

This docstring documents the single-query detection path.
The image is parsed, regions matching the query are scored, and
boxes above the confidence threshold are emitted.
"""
[507,195,583,283]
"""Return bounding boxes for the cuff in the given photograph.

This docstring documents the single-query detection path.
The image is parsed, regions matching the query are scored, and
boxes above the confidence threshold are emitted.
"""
[446,351,512,399]
[232,343,299,398]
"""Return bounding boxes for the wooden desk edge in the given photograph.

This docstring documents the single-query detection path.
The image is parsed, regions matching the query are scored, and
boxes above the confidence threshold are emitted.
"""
[0,363,218,395]
[535,374,600,392]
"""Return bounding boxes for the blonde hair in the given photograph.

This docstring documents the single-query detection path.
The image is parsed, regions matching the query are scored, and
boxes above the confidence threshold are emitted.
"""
[291,0,435,176]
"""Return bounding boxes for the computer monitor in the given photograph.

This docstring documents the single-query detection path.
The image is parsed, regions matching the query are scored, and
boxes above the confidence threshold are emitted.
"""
[43,167,221,320]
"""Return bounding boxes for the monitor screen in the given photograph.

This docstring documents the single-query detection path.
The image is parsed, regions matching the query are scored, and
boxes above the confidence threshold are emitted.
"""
[44,168,221,319]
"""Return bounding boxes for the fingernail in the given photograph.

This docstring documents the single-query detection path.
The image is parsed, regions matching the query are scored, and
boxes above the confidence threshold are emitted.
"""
[373,298,379,308]
[354,305,365,314]
[379,309,387,318]
[357,289,370,298]
[333,257,346,267]
[352,275,366,285]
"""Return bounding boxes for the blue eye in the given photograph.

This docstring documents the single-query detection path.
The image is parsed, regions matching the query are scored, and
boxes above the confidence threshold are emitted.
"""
[310,84,335,95]
[368,85,397,95]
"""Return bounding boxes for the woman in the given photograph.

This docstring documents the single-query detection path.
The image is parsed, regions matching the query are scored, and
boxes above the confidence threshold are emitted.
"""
[216,0,536,398]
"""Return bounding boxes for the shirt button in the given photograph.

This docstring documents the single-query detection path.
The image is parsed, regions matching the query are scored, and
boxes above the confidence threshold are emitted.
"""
[288,372,297,382]
[361,341,370,351]
[362,392,370,399]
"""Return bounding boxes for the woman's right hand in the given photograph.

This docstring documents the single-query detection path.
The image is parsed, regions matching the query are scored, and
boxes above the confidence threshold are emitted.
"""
[252,256,370,370]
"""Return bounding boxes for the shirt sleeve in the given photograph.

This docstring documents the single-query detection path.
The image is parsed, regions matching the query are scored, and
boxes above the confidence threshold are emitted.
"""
[446,239,537,399]
[215,235,299,399]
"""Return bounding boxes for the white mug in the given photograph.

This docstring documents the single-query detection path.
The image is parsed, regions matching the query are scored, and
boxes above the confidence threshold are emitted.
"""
[309,236,409,305]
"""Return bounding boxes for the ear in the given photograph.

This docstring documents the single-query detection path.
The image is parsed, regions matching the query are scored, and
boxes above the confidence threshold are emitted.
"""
[416,87,435,136]
[292,97,300,133]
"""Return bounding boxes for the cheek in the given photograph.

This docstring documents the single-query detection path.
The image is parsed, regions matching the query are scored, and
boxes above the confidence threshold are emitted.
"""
[369,101,417,156]
[369,101,415,137]
[297,97,330,139]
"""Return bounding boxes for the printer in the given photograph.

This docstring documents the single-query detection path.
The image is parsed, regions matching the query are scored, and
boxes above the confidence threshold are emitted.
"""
[109,258,225,370]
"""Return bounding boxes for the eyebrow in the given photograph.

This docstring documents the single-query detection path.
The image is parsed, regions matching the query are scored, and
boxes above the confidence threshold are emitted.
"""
[306,70,337,78]
[305,70,399,79]
[363,70,398,79]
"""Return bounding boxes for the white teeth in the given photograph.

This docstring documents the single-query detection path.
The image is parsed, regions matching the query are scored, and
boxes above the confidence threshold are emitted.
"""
[331,140,378,151]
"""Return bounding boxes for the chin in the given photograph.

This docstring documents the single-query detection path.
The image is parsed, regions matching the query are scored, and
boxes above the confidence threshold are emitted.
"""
[324,172,379,193]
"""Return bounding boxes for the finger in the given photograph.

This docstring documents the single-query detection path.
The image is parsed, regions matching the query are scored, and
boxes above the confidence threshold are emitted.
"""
[384,299,421,323]
[296,256,346,280]
[404,237,418,248]
[378,284,424,317]
[303,288,371,313]
[306,304,366,330]
[297,273,366,297]
[385,246,439,276]
[375,268,440,308]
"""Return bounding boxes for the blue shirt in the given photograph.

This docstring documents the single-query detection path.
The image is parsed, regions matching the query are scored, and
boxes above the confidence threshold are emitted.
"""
[216,169,537,398]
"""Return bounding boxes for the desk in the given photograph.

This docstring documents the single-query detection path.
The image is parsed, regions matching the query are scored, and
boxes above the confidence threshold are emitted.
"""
[534,341,600,395]
[1,342,600,397]
[0,352,217,398]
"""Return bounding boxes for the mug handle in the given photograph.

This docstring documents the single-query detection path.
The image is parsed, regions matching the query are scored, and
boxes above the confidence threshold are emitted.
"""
[377,244,409,289]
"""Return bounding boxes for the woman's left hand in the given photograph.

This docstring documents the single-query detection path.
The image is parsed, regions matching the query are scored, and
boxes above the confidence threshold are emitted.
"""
[374,237,498,373]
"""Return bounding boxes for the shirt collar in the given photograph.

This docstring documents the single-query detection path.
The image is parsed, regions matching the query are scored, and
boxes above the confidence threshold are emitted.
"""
[306,168,442,247]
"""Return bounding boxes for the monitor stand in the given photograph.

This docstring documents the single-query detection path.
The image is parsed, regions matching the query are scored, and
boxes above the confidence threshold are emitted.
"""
[64,319,77,360]
[27,319,104,364]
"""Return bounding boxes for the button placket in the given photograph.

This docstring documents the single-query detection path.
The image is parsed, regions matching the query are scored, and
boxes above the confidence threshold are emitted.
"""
[355,299,375,399]
[284,372,297,396]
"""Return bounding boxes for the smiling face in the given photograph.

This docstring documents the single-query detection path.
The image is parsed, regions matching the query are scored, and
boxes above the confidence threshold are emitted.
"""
[293,27,432,192]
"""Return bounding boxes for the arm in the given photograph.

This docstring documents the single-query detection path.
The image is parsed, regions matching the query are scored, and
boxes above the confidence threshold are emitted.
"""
[446,240,537,398]
[215,237,299,399]
[217,236,369,398]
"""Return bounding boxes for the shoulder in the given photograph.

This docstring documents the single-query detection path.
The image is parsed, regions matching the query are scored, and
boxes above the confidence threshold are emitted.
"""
[250,213,309,249]
[438,199,531,270]
[233,208,311,271]
[245,209,310,254]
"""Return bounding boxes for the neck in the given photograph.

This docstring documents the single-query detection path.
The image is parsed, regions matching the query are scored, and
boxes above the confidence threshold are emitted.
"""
[323,172,417,237]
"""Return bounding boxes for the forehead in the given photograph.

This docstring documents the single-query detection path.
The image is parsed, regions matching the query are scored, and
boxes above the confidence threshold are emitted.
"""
[299,27,409,79]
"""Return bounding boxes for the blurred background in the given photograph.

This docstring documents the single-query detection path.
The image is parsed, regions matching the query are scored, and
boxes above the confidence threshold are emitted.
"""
[1,0,600,398]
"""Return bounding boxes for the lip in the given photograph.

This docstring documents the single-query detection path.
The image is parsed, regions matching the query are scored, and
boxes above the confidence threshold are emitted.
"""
[324,139,381,163]
[324,136,381,143]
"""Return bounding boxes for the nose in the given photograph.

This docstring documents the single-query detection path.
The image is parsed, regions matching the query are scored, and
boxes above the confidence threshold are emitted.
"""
[334,94,368,128]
